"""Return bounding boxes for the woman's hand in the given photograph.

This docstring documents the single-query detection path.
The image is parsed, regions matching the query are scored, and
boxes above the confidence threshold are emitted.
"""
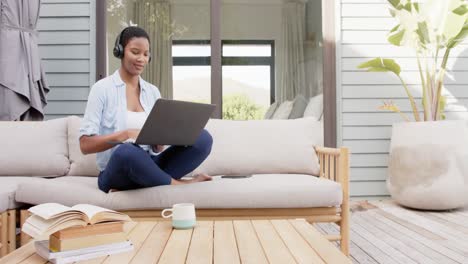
[152,145,165,153]
[126,129,141,140]
[80,129,132,155]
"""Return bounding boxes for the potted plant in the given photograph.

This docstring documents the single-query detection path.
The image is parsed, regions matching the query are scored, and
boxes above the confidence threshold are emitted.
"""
[358,0,468,210]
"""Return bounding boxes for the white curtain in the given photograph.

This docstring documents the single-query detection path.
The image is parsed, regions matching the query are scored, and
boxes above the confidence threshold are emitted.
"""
[134,0,173,99]
[277,1,307,102]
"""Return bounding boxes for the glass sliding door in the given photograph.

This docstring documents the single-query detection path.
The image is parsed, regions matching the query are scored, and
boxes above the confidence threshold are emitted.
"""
[220,1,278,120]
[171,1,211,102]
[220,0,324,125]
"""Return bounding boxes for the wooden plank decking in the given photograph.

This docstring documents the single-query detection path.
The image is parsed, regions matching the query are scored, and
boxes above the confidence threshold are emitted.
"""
[316,200,468,264]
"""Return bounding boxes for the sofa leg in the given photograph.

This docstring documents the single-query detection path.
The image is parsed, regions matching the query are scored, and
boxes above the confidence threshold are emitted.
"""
[7,210,16,254]
[338,147,350,256]
[20,210,32,246]
[0,210,16,257]
[340,212,350,256]
[0,211,7,257]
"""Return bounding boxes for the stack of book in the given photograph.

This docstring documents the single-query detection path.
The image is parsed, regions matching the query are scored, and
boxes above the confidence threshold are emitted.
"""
[22,203,134,264]
[34,239,133,264]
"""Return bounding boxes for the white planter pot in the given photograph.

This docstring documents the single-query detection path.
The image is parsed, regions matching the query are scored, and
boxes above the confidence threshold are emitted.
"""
[387,120,468,210]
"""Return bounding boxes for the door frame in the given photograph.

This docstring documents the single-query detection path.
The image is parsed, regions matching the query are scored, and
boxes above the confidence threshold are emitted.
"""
[322,0,337,147]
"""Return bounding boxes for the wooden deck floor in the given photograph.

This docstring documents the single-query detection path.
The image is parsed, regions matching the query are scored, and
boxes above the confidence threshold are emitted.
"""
[316,200,468,264]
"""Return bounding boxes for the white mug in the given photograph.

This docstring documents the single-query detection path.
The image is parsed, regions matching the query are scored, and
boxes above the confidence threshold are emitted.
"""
[161,203,196,229]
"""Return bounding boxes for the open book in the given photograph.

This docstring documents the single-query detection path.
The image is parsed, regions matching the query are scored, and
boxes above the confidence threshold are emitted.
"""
[22,203,132,238]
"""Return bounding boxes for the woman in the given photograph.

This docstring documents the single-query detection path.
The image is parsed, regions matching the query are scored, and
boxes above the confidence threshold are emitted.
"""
[79,26,213,193]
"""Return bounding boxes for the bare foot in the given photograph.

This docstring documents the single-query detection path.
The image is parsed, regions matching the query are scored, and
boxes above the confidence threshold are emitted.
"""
[171,173,212,185]
[109,188,120,193]
[191,173,213,182]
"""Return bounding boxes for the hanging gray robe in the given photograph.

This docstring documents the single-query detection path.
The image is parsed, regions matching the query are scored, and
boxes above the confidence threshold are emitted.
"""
[0,0,49,121]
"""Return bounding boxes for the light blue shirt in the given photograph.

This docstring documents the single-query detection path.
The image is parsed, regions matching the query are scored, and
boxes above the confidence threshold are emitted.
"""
[79,70,161,171]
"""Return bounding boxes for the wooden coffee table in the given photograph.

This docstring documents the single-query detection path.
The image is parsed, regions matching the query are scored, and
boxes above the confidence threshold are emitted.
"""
[0,219,351,264]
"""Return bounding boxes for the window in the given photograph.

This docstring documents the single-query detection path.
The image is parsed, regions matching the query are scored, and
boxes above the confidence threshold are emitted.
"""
[172,41,211,104]
[172,40,274,120]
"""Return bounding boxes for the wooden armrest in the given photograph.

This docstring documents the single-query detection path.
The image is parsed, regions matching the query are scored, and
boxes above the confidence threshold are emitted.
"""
[315,147,349,185]
[315,146,342,156]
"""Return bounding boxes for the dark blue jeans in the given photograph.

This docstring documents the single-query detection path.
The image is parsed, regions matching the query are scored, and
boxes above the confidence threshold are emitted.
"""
[98,129,213,193]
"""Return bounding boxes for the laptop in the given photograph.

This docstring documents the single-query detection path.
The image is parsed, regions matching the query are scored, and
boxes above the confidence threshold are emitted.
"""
[133,99,215,146]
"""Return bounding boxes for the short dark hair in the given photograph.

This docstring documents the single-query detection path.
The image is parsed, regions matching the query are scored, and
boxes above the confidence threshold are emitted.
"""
[120,26,150,48]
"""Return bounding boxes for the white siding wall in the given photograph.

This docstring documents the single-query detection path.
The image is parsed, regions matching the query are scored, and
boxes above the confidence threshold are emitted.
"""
[339,0,468,197]
[38,0,95,119]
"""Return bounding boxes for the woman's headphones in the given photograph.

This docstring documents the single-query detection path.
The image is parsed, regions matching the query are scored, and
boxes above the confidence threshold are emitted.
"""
[113,27,151,62]
[112,28,127,59]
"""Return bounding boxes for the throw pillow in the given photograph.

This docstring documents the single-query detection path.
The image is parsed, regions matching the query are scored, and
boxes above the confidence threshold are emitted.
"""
[263,102,279,119]
[191,117,322,176]
[288,94,309,119]
[0,118,70,176]
[303,93,323,121]
[271,100,293,119]
[66,116,100,176]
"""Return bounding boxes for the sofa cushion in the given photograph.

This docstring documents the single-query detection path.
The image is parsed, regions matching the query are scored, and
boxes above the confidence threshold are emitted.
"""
[15,177,109,209]
[271,100,293,119]
[303,94,323,121]
[67,116,100,176]
[0,118,70,176]
[263,102,279,119]
[15,175,342,210]
[288,95,308,119]
[192,117,321,176]
[0,177,35,211]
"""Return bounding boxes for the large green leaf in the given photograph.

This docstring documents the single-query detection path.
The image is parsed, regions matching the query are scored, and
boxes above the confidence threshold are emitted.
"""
[453,4,468,15]
[389,24,400,33]
[421,0,467,41]
[447,20,468,48]
[388,29,406,46]
[388,2,420,48]
[388,0,401,9]
[416,21,430,44]
[388,0,407,10]
[358,58,402,75]
[403,2,413,12]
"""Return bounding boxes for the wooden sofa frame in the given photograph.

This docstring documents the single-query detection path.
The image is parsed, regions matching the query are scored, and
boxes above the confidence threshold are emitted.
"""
[0,210,16,257]
[5,147,349,257]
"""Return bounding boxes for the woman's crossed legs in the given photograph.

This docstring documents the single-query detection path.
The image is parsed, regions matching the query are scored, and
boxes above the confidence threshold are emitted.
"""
[98,129,213,193]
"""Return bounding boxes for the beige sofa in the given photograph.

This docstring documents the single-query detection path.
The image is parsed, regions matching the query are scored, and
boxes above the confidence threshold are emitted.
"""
[0,116,349,256]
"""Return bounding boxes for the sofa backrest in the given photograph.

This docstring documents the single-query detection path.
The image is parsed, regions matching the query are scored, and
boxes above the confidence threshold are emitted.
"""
[62,116,322,177]
[192,117,322,176]
[0,118,70,176]
[66,116,100,176]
